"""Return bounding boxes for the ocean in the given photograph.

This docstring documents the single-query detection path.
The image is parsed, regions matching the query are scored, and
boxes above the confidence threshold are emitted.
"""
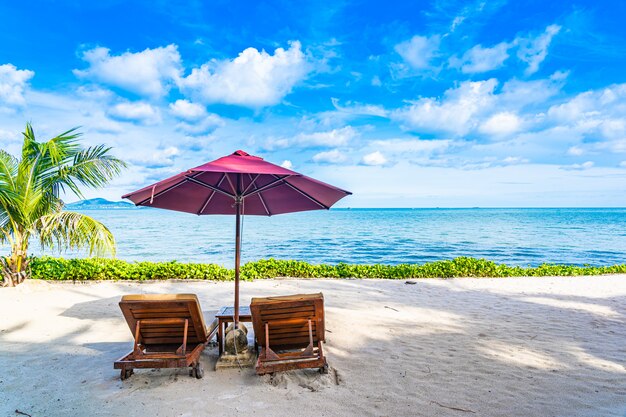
[17,208,626,267]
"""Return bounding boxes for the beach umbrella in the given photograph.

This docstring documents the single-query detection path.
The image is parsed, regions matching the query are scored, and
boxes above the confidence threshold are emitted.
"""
[122,150,351,325]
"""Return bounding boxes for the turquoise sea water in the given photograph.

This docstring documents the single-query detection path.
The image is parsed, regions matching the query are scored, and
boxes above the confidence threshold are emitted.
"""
[18,208,626,267]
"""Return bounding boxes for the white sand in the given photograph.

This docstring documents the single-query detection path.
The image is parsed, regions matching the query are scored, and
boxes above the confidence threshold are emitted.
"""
[1,276,625,417]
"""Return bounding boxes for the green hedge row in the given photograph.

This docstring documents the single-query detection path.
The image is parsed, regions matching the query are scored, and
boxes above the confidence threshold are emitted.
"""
[28,256,626,281]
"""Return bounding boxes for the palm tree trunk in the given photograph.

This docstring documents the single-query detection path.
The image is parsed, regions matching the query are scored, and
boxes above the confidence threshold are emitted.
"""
[1,242,29,287]
[1,256,13,287]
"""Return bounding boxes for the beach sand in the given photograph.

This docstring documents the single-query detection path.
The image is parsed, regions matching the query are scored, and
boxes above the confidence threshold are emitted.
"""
[1,276,625,417]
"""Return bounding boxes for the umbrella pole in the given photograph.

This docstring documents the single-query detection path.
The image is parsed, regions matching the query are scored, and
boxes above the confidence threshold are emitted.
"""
[234,198,241,326]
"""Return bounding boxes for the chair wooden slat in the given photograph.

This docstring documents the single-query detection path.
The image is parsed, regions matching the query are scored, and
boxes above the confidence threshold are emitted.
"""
[250,293,327,375]
[114,294,218,380]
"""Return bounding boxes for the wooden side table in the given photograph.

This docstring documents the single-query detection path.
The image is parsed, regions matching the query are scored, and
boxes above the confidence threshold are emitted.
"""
[215,306,253,355]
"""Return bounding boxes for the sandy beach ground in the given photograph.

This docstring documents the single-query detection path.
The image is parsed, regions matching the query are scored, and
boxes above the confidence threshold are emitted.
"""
[1,276,625,417]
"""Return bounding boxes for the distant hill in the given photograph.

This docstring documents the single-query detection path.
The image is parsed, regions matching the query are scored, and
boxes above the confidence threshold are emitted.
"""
[65,198,136,210]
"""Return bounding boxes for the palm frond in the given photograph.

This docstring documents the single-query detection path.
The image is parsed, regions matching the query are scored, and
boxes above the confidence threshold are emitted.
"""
[0,150,19,191]
[0,150,20,236]
[35,211,116,257]
[49,144,127,198]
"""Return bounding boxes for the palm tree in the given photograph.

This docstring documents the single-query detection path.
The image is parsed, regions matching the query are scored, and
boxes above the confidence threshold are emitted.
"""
[0,123,126,286]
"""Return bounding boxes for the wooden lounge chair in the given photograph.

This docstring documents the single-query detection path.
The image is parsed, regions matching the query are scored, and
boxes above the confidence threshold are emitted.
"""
[250,293,328,375]
[114,294,218,380]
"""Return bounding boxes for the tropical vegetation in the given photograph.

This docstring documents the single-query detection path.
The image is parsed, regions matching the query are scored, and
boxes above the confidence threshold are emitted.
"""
[0,124,126,286]
[29,256,626,281]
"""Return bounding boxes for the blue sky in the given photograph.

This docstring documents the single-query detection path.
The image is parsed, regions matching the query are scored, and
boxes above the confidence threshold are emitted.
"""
[1,0,626,207]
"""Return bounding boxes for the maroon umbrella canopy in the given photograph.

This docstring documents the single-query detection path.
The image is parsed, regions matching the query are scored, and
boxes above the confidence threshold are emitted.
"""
[123,150,351,324]
[123,150,350,215]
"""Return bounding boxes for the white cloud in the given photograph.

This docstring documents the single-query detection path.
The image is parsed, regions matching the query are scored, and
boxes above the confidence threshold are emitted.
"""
[449,42,510,74]
[562,161,594,171]
[130,146,180,168]
[295,126,357,147]
[502,156,529,165]
[168,100,224,135]
[499,72,567,108]
[0,64,34,107]
[450,16,465,32]
[169,99,207,121]
[516,24,561,75]
[370,138,452,154]
[280,160,293,169]
[546,84,626,147]
[620,161,626,168]
[567,146,584,156]
[74,45,182,98]
[595,138,626,154]
[174,113,224,135]
[548,91,597,122]
[479,112,521,136]
[75,85,115,101]
[312,149,347,164]
[394,35,441,69]
[392,79,498,136]
[598,118,626,140]
[266,126,358,150]
[179,41,309,107]
[108,101,161,125]
[362,151,387,166]
[331,98,388,117]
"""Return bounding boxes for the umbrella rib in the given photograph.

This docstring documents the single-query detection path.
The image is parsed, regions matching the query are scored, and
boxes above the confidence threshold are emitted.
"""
[257,192,271,215]
[281,178,329,209]
[186,176,235,198]
[242,174,260,195]
[242,175,289,198]
[224,173,237,196]
[197,173,227,215]
[246,173,271,216]
[135,173,200,206]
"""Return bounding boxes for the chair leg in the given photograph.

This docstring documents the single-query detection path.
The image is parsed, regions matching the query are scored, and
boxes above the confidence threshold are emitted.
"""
[120,367,134,380]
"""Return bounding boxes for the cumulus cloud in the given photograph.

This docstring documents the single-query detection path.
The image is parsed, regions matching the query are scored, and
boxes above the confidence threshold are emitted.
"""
[548,89,607,123]
[74,45,182,98]
[169,99,207,121]
[499,71,567,108]
[280,160,293,169]
[546,84,626,149]
[0,63,34,107]
[392,79,498,136]
[168,99,224,135]
[108,101,161,125]
[449,42,510,73]
[179,41,309,107]
[394,35,441,70]
[174,114,224,135]
[130,146,180,169]
[362,151,387,166]
[516,24,561,75]
[479,112,522,136]
[312,149,347,164]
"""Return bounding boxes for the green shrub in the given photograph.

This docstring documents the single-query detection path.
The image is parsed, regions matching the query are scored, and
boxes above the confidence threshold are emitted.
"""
[27,256,626,281]
[30,257,233,281]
